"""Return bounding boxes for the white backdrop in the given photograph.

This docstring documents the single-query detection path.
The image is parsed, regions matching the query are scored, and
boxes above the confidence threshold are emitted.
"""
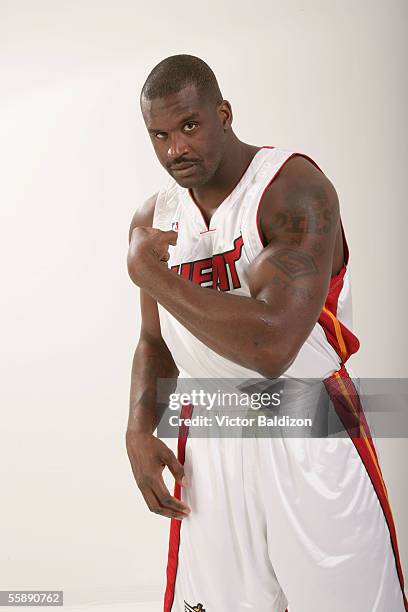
[1,0,407,610]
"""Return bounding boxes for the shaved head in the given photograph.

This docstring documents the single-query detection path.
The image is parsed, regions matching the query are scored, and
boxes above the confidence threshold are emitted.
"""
[140,54,223,107]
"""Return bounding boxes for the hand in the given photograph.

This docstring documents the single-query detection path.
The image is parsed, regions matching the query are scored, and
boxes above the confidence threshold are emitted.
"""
[126,430,191,520]
[127,227,178,287]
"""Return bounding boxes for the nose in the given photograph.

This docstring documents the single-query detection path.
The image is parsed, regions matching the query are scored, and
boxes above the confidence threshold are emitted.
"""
[167,133,189,161]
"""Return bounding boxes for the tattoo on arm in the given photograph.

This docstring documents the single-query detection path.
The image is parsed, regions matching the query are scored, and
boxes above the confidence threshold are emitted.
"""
[266,248,318,279]
[262,184,337,238]
[258,173,339,298]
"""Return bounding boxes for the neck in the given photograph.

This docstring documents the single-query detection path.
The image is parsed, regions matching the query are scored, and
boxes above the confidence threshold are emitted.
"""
[190,135,262,212]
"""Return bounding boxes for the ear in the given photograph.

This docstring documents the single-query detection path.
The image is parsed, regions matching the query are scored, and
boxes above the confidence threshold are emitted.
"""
[218,100,233,130]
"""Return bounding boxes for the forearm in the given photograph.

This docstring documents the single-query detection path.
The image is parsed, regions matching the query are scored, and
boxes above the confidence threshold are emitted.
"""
[140,262,285,376]
[127,339,179,435]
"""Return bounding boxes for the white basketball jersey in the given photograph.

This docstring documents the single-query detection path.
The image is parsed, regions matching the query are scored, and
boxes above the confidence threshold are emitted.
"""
[152,146,360,380]
[155,151,408,612]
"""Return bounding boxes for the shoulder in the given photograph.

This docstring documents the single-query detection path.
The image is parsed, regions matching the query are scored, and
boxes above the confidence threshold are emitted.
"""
[128,192,158,243]
[259,154,339,244]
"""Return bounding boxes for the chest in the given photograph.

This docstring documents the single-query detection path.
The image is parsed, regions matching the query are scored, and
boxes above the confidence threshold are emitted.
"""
[167,195,252,294]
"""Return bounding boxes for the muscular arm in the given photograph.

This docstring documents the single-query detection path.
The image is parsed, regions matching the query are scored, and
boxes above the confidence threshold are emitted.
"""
[128,291,179,434]
[128,157,340,378]
[127,193,179,435]
[126,194,190,520]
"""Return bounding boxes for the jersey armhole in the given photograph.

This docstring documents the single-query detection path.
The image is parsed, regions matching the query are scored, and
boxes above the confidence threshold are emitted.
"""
[340,218,350,267]
[254,154,350,272]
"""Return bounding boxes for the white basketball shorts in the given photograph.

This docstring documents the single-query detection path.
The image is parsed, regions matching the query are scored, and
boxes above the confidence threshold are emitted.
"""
[163,365,407,612]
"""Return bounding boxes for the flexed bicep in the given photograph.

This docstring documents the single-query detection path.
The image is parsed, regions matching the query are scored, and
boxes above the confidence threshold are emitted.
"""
[248,158,340,363]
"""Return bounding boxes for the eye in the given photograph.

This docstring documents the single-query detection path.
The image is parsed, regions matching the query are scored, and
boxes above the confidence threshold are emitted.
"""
[183,121,198,133]
[154,132,167,140]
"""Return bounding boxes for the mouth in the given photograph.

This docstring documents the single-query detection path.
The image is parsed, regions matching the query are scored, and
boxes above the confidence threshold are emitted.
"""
[171,162,198,177]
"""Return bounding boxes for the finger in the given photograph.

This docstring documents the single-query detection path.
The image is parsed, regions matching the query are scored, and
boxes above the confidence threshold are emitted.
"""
[161,230,178,246]
[153,241,172,261]
[141,484,190,519]
[150,474,191,514]
[165,449,188,486]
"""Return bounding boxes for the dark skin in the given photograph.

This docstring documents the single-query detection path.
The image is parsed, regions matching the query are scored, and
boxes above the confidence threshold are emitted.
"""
[126,84,344,520]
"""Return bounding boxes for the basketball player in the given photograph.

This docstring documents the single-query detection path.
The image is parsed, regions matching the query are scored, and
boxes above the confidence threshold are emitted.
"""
[126,55,407,611]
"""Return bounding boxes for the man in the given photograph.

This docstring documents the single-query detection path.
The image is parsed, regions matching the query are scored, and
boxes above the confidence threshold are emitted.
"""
[126,55,407,611]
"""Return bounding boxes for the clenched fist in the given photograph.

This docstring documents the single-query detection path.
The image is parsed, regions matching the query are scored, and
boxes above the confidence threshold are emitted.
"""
[127,227,178,287]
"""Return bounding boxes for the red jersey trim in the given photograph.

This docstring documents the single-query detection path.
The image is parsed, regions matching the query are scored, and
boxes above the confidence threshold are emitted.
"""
[324,365,408,610]
[163,403,193,611]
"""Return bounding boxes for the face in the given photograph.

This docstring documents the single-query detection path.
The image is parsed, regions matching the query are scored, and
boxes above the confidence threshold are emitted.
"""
[141,84,232,188]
